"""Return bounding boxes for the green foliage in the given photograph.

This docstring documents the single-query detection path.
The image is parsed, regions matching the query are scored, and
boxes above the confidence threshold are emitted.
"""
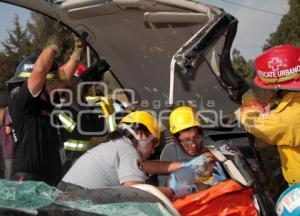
[0,12,73,88]
[264,0,300,50]
[231,48,254,82]
[0,15,31,88]
[26,13,74,62]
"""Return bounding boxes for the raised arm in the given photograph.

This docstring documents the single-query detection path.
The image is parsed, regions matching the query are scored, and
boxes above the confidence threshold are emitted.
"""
[59,33,85,82]
[27,49,56,96]
[27,35,60,96]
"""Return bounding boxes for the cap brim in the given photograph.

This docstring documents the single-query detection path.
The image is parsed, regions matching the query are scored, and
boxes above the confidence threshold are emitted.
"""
[254,74,300,91]
[5,76,26,86]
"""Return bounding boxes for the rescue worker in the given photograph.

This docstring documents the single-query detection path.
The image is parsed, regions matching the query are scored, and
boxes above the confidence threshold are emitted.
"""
[60,95,119,173]
[58,111,212,199]
[57,64,101,171]
[240,44,300,186]
[6,33,84,185]
[60,62,129,170]
[158,106,226,188]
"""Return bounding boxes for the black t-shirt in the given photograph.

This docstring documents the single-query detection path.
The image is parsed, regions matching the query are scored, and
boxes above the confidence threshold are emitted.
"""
[9,82,62,184]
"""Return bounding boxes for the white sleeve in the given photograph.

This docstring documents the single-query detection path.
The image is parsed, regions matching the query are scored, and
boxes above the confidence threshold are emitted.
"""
[116,145,146,184]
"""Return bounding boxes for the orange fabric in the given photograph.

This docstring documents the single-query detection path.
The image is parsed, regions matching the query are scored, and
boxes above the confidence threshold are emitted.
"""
[172,180,258,216]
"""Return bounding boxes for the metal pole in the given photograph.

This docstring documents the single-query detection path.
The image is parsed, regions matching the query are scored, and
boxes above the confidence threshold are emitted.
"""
[87,46,91,67]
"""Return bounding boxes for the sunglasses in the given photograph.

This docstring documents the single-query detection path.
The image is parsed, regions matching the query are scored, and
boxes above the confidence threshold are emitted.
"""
[178,135,203,146]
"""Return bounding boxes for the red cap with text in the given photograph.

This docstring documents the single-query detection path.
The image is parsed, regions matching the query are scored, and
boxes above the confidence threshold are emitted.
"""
[254,44,300,90]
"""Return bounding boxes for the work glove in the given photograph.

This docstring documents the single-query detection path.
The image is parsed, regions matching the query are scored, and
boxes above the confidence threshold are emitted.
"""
[169,172,196,199]
[46,33,62,57]
[207,162,227,186]
[181,155,210,170]
[70,33,85,61]
[241,89,256,104]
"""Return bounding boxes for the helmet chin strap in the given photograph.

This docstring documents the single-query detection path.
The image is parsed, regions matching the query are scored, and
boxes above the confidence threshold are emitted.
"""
[118,123,150,152]
[118,123,141,141]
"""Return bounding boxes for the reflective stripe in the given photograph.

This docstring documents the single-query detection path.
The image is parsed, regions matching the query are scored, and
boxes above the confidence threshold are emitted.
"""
[64,139,90,151]
[19,71,56,79]
[106,114,117,132]
[58,112,76,133]
[99,98,115,116]
[85,96,115,116]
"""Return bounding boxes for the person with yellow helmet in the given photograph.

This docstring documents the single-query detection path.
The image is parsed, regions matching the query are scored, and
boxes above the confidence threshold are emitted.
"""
[158,106,226,191]
[58,110,213,199]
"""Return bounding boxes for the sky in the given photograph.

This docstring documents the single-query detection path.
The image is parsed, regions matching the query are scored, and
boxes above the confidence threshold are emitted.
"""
[0,3,30,47]
[0,0,290,60]
[199,0,289,60]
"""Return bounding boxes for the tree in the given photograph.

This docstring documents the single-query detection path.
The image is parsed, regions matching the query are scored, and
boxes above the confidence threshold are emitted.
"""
[0,15,31,88]
[264,0,300,49]
[231,48,254,82]
[26,12,73,62]
[0,12,74,88]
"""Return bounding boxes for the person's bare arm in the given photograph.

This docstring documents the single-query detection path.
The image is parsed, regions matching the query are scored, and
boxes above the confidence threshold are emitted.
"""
[142,160,182,175]
[158,187,174,199]
[60,59,79,81]
[143,153,215,175]
[60,34,85,82]
[27,47,57,96]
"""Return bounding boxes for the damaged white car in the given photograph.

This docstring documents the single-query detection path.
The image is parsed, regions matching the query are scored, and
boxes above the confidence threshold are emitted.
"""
[0,0,281,215]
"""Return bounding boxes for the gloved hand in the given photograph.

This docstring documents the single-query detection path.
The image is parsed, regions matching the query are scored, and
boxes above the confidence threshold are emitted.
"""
[46,33,62,57]
[241,89,256,104]
[169,172,196,198]
[70,33,85,61]
[208,162,227,186]
[181,155,210,170]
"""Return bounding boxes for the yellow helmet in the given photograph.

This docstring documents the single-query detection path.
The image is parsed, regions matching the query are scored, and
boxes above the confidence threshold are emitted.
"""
[121,111,161,142]
[169,106,200,134]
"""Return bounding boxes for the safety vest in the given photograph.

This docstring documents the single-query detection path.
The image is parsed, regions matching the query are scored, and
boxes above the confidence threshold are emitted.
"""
[58,111,76,133]
[57,111,92,152]
[64,139,90,151]
[59,96,120,152]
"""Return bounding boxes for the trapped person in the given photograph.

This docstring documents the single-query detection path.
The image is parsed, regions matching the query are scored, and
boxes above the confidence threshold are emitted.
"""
[158,106,226,189]
[58,111,212,199]
[0,107,14,179]
[6,33,84,185]
[240,45,300,186]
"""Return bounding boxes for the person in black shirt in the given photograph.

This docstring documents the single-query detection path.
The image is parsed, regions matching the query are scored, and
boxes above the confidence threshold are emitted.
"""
[6,33,84,186]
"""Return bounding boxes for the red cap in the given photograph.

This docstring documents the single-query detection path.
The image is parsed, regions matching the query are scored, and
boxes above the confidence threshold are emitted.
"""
[60,63,87,77]
[75,64,87,77]
[254,45,300,90]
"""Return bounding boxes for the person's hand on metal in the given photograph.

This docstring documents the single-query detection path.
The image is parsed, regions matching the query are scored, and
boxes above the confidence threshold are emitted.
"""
[169,172,196,198]
[70,33,85,61]
[46,33,62,57]
[241,89,264,113]
[181,155,210,170]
